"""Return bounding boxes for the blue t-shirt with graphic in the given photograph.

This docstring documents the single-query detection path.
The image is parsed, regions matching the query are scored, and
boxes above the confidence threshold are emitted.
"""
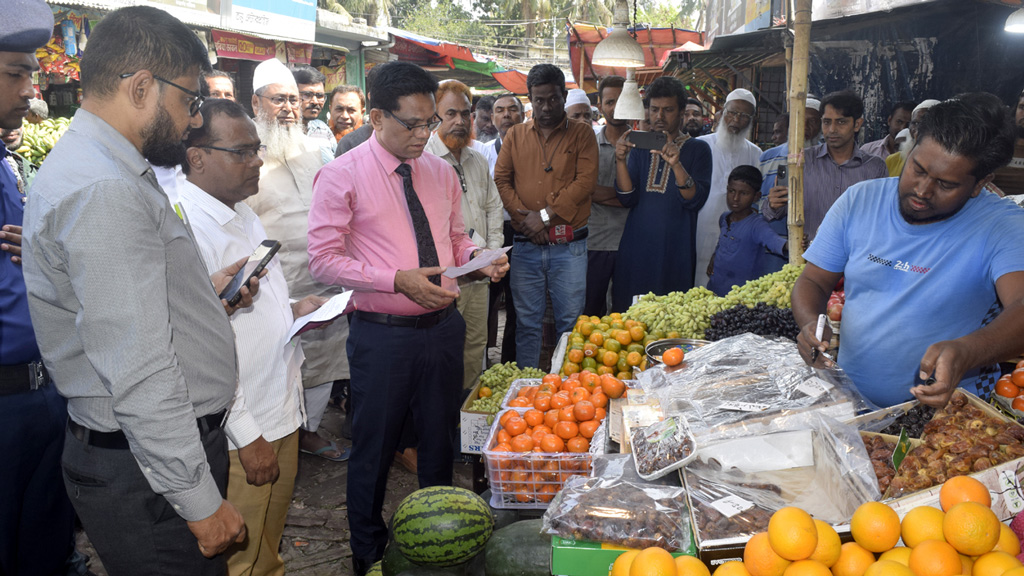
[804,177,1024,407]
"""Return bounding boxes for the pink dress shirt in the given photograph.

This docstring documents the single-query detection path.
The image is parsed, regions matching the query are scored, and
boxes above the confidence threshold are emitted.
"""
[309,135,478,316]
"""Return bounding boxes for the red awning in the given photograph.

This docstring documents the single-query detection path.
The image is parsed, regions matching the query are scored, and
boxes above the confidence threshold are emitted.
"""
[390,33,477,69]
[491,70,578,95]
[566,24,704,93]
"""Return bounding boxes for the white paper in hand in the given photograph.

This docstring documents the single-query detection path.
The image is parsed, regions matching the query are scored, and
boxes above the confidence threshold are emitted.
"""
[287,291,353,342]
[442,246,511,278]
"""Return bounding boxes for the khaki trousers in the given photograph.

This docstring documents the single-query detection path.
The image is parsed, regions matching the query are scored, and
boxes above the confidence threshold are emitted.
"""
[226,430,299,576]
[456,282,489,390]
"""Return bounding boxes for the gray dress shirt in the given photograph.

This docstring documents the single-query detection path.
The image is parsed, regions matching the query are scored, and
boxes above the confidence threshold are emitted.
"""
[21,108,238,522]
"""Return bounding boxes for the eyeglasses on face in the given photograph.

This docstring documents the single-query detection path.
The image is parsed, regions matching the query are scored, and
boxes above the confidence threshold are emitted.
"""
[300,90,326,102]
[384,110,442,132]
[119,72,204,117]
[259,94,301,108]
[198,145,267,162]
[725,110,753,122]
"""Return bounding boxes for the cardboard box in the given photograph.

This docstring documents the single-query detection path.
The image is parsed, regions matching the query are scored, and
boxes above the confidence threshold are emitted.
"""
[550,532,698,576]
[460,382,492,454]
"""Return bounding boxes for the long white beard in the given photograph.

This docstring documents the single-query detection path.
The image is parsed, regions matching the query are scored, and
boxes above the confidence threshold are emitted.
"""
[256,115,305,163]
[714,121,753,158]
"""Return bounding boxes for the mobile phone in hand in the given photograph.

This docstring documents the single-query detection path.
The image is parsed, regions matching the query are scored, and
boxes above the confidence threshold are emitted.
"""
[777,165,787,184]
[219,240,280,307]
[628,130,668,150]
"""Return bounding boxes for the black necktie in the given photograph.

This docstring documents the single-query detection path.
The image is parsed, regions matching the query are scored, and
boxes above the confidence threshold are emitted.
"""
[495,138,501,156]
[395,163,441,286]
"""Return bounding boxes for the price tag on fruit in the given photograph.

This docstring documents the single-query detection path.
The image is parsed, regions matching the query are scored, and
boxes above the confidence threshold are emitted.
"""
[710,494,755,518]
[719,401,770,412]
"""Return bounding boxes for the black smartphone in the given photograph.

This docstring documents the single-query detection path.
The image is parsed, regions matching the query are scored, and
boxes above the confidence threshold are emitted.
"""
[628,130,668,150]
[777,164,787,184]
[219,240,281,307]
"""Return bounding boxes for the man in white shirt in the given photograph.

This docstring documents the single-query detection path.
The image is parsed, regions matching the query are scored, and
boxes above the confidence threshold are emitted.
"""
[180,99,327,575]
[695,88,764,287]
[246,58,350,462]
[476,93,523,177]
[425,80,504,393]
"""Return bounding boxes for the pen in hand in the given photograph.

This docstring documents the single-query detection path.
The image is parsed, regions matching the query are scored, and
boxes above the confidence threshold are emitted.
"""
[811,313,826,364]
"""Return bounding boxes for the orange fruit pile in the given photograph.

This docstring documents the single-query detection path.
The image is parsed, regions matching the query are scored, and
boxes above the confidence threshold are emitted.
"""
[564,313,652,379]
[609,547,711,576]
[993,361,1024,411]
[729,477,1018,576]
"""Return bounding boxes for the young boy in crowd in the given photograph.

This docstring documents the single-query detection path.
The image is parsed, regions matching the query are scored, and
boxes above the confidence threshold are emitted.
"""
[707,165,788,296]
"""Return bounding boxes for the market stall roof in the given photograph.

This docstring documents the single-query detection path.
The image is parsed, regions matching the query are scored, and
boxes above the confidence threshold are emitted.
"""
[387,28,577,94]
[663,27,788,113]
[566,23,703,93]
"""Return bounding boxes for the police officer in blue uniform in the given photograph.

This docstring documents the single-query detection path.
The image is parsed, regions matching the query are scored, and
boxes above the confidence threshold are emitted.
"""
[0,2,77,574]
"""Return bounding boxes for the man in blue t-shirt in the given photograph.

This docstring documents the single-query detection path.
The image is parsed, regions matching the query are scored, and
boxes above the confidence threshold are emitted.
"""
[793,93,1024,408]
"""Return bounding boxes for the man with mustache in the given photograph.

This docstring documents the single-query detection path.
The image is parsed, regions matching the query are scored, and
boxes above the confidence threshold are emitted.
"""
[762,90,887,241]
[22,6,248,571]
[245,58,351,463]
[682,97,704,138]
[794,93,1024,409]
[472,95,497,143]
[695,88,764,288]
[329,84,365,141]
[425,80,503,392]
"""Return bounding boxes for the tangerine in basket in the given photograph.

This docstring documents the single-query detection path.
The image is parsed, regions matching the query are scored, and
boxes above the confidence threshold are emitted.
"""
[504,416,527,436]
[566,436,589,452]
[601,374,626,399]
[590,391,608,409]
[539,434,564,453]
[661,347,684,366]
[997,378,1020,398]
[573,400,596,422]
[554,420,578,440]
[543,409,560,429]
[550,392,571,409]
[1013,396,1024,412]
[558,405,576,422]
[1013,369,1024,387]
[533,395,551,411]
[510,434,534,452]
[578,420,600,439]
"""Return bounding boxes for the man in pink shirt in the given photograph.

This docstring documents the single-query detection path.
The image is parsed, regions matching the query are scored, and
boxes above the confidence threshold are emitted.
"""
[308,61,508,575]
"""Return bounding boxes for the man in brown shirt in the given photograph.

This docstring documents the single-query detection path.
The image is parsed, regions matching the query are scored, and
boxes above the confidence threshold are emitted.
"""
[494,64,598,368]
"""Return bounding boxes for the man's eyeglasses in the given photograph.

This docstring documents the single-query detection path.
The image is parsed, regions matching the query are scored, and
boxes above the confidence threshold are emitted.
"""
[119,72,204,117]
[724,110,753,122]
[300,91,326,102]
[259,94,301,108]
[385,110,442,132]
[198,145,267,162]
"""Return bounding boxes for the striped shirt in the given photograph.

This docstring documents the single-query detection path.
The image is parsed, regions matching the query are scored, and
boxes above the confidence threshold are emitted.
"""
[180,180,305,451]
[762,142,888,238]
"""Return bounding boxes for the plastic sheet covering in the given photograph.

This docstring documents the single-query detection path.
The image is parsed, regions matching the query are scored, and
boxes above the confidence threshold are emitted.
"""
[542,454,692,551]
[636,333,872,445]
[685,413,881,543]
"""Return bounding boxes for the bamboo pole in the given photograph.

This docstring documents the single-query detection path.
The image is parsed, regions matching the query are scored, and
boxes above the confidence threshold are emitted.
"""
[787,0,812,265]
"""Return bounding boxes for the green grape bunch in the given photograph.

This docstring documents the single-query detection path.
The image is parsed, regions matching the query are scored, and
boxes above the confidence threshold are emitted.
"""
[468,361,545,414]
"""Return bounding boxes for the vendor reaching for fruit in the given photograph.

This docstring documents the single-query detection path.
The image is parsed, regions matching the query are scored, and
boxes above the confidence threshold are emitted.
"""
[792,93,1024,408]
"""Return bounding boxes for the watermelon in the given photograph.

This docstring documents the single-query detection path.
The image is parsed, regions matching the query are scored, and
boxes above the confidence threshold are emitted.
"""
[391,486,495,567]
[368,561,384,576]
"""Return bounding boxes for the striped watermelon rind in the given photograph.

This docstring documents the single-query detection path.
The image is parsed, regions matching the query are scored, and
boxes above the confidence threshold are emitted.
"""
[391,486,495,567]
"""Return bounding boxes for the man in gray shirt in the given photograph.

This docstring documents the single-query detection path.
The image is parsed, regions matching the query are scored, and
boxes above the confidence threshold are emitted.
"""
[22,7,247,573]
[585,76,631,316]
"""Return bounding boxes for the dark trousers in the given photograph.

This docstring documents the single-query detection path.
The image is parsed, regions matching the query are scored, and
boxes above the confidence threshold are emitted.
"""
[584,250,617,318]
[487,221,516,362]
[61,418,230,576]
[346,310,465,565]
[0,383,75,576]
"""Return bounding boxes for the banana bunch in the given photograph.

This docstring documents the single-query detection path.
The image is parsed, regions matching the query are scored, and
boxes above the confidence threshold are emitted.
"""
[16,117,71,165]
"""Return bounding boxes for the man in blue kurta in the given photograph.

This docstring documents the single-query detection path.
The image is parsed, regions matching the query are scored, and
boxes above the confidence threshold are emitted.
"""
[794,93,1024,408]
[0,2,77,573]
[611,76,712,312]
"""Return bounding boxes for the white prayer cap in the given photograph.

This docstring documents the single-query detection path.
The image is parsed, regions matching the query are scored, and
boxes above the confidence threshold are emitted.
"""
[913,99,941,115]
[564,88,589,110]
[253,58,297,92]
[895,128,910,142]
[726,88,756,108]
[805,97,821,111]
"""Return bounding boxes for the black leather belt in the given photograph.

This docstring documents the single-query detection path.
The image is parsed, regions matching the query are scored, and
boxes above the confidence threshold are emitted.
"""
[0,362,48,396]
[354,302,456,329]
[68,410,227,450]
[513,226,588,244]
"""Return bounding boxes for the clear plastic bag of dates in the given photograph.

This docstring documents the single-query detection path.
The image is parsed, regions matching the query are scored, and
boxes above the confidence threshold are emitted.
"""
[684,412,881,543]
[542,459,692,551]
[631,416,698,480]
[636,334,873,445]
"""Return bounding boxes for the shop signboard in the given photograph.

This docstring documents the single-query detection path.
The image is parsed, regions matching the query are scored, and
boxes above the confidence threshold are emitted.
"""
[286,43,313,65]
[211,30,277,61]
[149,0,217,14]
[227,0,316,43]
[319,66,346,91]
[811,0,934,20]
[706,0,774,45]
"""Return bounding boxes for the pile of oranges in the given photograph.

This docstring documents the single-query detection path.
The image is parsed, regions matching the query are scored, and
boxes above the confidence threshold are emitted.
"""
[488,372,625,504]
[609,547,712,576]
[563,313,657,379]
[708,476,1020,576]
[993,362,1024,411]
